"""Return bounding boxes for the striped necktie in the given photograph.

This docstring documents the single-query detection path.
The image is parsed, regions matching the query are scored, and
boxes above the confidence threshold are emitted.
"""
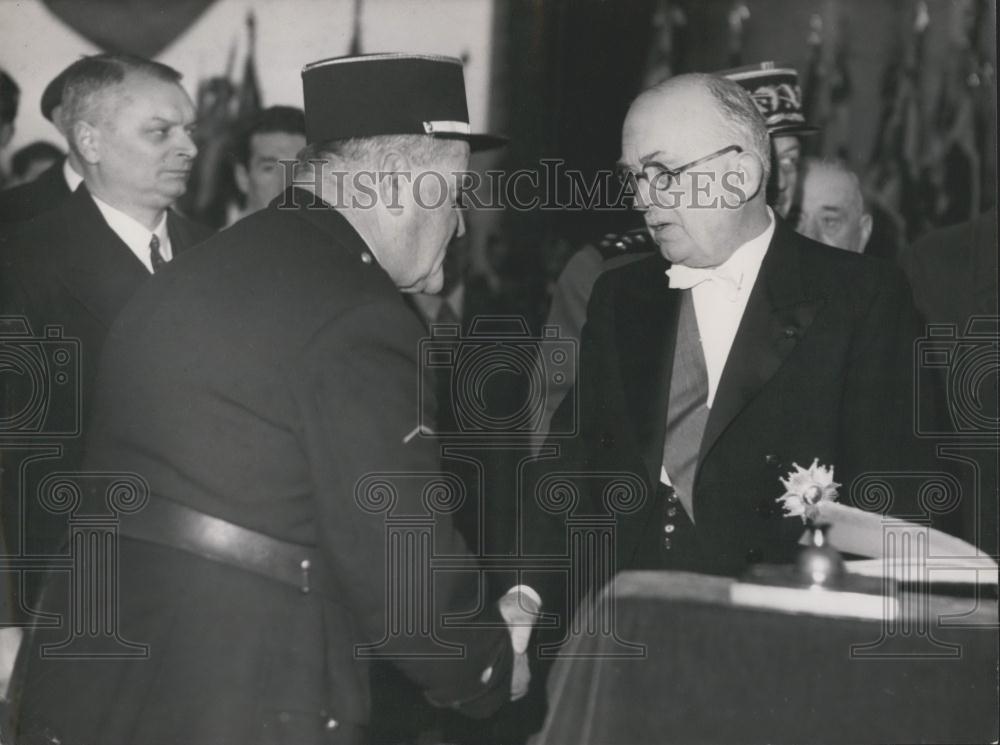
[149,233,166,273]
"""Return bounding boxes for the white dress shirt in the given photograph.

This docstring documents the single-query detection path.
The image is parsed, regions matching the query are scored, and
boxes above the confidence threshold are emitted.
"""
[63,159,83,192]
[665,209,775,408]
[90,194,172,274]
[659,209,775,494]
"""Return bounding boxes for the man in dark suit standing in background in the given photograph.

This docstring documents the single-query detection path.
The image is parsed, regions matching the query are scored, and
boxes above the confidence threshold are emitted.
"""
[0,64,84,227]
[526,73,941,622]
[1,54,209,627]
[13,54,536,745]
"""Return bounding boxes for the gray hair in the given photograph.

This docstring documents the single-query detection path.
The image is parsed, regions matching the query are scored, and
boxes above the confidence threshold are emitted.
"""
[298,134,465,170]
[59,53,183,140]
[702,74,772,185]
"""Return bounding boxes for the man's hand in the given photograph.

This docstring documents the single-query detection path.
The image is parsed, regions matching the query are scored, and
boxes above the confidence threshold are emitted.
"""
[0,627,23,700]
[498,588,540,701]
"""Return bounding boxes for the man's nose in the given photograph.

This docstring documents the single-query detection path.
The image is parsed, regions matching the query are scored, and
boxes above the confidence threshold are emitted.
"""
[177,129,198,159]
[455,208,466,238]
[633,177,653,211]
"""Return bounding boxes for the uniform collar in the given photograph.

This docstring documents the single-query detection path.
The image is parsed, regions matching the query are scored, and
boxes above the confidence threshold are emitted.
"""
[278,186,374,260]
[63,158,84,192]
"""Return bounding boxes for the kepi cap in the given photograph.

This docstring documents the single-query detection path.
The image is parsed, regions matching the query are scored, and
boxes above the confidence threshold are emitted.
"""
[301,53,506,152]
[719,61,819,137]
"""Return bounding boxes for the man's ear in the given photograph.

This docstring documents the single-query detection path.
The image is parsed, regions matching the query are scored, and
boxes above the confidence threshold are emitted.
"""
[234,162,249,196]
[735,150,766,202]
[859,213,873,252]
[73,121,101,165]
[378,150,410,213]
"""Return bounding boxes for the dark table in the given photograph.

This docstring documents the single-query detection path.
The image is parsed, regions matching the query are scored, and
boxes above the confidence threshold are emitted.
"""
[533,571,998,745]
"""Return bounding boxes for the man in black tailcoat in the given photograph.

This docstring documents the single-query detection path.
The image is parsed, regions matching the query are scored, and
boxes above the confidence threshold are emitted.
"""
[13,54,537,745]
[524,73,944,626]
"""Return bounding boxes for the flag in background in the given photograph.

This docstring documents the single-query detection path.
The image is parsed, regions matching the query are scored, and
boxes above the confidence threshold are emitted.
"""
[866,0,931,243]
[348,0,364,56]
[237,10,262,121]
[178,10,263,228]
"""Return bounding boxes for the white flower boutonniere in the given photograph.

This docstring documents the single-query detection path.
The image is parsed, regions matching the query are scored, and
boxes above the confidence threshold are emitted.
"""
[776,458,841,524]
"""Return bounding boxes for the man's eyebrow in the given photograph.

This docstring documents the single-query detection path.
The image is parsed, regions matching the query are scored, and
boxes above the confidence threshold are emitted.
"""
[638,151,671,166]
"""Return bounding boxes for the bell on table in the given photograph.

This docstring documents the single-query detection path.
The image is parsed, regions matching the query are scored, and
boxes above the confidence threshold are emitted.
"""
[796,522,845,588]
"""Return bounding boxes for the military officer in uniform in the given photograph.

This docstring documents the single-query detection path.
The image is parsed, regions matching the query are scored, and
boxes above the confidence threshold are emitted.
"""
[14,54,537,745]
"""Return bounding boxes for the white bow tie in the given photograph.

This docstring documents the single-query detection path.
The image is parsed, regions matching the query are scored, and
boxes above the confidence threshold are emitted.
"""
[665,263,744,298]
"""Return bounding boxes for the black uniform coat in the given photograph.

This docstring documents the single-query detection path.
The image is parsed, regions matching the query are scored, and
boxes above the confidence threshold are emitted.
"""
[14,188,513,745]
[525,219,942,616]
[0,158,72,227]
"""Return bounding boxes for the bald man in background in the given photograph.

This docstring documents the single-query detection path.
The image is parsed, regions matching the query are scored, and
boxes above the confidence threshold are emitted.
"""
[796,157,872,253]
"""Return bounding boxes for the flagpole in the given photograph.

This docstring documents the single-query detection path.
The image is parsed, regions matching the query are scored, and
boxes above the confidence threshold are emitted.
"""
[349,0,363,56]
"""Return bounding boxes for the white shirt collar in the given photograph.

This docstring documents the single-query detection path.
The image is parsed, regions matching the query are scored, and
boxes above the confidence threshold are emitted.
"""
[63,159,84,192]
[665,208,775,296]
[89,193,171,274]
[712,207,775,292]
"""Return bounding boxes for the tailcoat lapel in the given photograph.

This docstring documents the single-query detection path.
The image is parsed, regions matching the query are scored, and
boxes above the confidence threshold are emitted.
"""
[614,255,678,488]
[698,220,825,466]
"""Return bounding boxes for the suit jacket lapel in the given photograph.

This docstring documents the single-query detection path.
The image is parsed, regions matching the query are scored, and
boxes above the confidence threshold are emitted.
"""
[48,185,149,329]
[615,256,679,487]
[698,220,824,465]
[166,210,207,256]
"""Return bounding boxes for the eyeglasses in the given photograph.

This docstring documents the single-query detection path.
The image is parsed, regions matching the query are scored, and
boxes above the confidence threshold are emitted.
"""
[620,144,744,192]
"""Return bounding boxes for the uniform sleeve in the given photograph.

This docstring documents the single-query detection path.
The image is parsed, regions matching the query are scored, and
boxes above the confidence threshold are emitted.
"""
[293,297,512,716]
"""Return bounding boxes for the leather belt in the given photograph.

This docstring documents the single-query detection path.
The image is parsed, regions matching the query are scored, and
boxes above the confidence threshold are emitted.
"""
[118,498,321,594]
